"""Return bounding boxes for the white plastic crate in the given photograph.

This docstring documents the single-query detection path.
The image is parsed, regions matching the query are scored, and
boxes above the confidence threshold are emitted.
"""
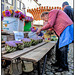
[3,17,24,33]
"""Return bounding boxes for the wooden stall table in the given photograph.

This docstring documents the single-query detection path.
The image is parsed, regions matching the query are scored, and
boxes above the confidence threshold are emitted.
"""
[20,41,56,75]
[2,41,56,75]
[2,42,47,60]
[2,42,47,75]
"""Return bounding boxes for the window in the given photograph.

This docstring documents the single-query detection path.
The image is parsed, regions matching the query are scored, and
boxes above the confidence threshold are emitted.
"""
[1,3,4,12]
[6,0,13,5]
[17,1,19,9]
[20,2,21,10]
[17,1,21,10]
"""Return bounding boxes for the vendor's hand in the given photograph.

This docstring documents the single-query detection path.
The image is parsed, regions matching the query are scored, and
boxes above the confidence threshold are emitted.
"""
[48,28,53,31]
[36,29,42,35]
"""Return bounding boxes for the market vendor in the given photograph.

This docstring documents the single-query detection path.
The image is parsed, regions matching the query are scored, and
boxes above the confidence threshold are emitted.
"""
[36,9,74,72]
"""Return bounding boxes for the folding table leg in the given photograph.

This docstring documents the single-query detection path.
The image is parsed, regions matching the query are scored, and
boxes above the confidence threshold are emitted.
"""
[42,55,47,75]
[38,61,41,75]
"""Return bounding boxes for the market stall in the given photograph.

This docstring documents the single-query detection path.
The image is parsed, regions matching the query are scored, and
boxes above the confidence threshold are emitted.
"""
[1,0,74,75]
[2,41,56,75]
[1,6,58,75]
[2,23,57,75]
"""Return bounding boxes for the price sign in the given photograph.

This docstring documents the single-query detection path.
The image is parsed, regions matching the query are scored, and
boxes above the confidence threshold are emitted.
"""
[14,31,24,41]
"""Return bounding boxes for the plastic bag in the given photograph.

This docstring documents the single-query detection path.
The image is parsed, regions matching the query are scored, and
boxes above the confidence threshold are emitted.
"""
[28,32,38,38]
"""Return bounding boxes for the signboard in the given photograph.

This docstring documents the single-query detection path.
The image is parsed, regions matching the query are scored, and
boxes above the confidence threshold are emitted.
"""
[3,17,24,33]
[14,31,24,41]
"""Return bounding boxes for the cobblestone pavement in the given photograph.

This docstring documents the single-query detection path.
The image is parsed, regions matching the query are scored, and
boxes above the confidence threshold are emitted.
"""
[43,43,74,75]
[22,43,74,75]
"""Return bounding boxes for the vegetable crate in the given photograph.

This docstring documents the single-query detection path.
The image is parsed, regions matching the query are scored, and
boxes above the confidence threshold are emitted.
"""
[24,21,31,31]
[3,17,24,33]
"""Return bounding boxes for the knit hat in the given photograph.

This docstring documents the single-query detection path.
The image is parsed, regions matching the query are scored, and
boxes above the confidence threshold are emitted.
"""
[62,1,69,7]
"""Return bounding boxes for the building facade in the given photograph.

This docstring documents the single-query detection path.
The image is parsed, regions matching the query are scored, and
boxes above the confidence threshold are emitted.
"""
[1,0,24,12]
[1,0,39,14]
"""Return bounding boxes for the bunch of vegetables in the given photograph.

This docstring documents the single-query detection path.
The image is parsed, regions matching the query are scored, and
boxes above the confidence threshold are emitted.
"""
[5,37,43,53]
[15,41,24,50]
[21,38,32,47]
[30,38,39,45]
[5,41,17,52]
[5,41,24,52]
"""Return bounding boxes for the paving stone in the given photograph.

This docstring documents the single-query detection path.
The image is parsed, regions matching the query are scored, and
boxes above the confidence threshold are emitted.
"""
[49,72,54,75]
[47,61,51,65]
[61,71,68,75]
[64,72,72,75]
[45,69,48,72]
[55,72,61,75]
[46,72,50,75]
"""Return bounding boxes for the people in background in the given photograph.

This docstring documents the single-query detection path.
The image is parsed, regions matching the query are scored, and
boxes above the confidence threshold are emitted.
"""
[62,1,74,22]
[36,9,74,72]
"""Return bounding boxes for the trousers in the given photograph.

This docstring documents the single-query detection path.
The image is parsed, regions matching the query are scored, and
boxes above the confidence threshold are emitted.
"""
[56,40,69,69]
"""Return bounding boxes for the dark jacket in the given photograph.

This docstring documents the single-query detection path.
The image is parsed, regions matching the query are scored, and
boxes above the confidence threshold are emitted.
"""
[63,6,73,22]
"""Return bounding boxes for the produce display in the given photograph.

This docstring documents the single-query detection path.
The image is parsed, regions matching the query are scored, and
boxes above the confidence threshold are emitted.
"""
[21,38,32,47]
[5,37,43,52]
[5,41,17,52]
[30,37,43,45]
[4,34,57,53]
[15,41,24,50]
